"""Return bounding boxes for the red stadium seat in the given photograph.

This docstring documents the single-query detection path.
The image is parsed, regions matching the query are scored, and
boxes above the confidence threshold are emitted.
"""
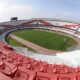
[0,72,12,80]
[0,41,80,80]
[59,74,77,80]
[13,70,29,80]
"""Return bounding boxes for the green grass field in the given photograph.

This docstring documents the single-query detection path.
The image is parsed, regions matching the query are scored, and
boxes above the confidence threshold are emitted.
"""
[8,29,77,51]
[7,37,35,51]
[7,37,23,46]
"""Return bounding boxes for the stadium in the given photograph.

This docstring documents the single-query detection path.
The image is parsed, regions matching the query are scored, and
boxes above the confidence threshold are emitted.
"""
[0,17,80,80]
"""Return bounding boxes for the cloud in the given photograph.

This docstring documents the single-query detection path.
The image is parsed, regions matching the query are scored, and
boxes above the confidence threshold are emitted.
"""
[0,0,80,22]
[0,2,34,22]
[0,3,6,11]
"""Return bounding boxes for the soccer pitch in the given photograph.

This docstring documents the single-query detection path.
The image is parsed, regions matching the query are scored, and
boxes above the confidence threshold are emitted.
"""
[8,29,77,51]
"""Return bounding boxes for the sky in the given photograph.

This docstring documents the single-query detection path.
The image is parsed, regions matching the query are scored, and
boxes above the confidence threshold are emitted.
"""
[0,0,80,22]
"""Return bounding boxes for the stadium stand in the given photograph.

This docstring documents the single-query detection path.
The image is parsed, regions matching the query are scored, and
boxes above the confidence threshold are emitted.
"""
[0,19,80,80]
[0,41,80,80]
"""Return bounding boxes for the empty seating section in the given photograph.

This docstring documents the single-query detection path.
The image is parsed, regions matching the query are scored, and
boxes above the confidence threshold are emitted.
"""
[0,41,79,80]
[0,25,16,34]
[21,20,38,26]
[0,20,80,36]
[21,20,54,27]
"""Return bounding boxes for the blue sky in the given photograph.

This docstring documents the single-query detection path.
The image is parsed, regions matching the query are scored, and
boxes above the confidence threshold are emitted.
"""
[0,0,80,22]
